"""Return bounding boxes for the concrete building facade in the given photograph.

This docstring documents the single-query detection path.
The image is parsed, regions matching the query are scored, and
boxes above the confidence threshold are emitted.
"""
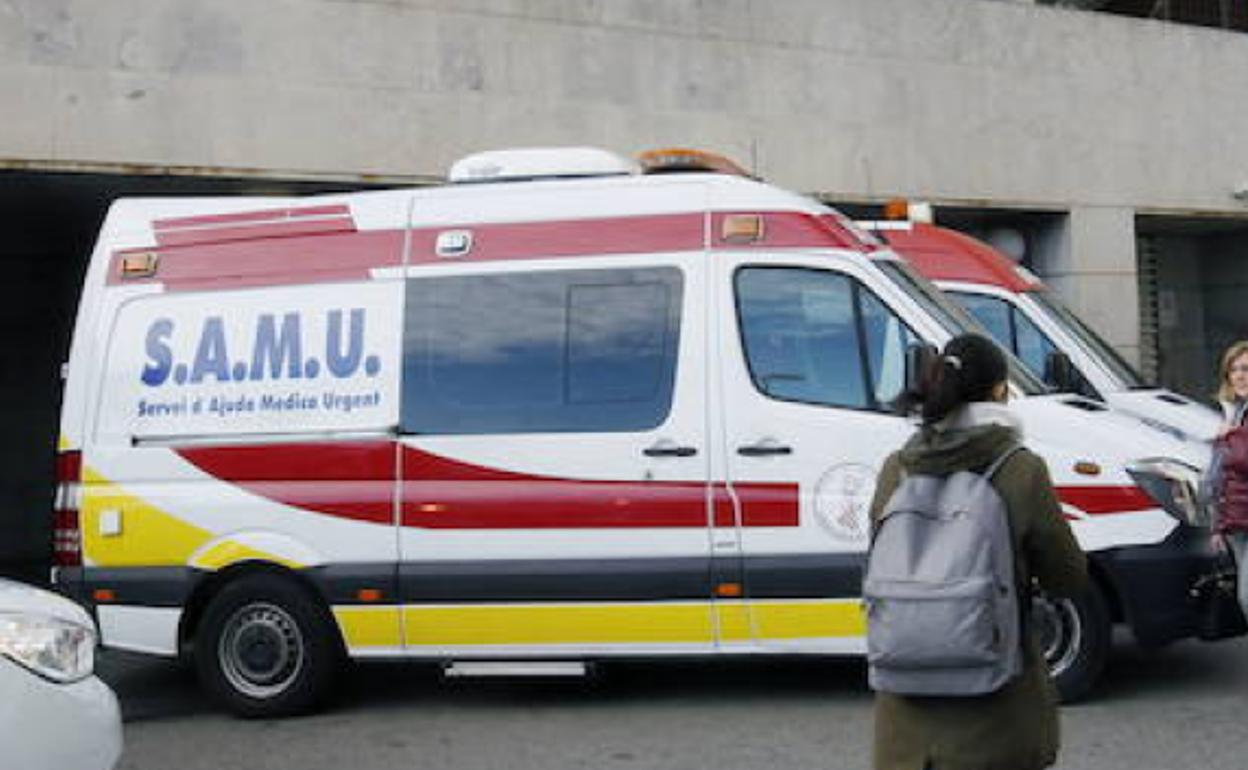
[1,0,1247,577]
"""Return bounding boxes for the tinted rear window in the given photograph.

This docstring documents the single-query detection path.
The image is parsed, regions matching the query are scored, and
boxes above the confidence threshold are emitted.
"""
[401,268,682,434]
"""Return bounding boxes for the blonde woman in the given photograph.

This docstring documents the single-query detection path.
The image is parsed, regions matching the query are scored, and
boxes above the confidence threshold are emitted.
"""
[1211,340,1248,616]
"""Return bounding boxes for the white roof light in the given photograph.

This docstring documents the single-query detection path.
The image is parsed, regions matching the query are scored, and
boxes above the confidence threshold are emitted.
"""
[448,147,638,184]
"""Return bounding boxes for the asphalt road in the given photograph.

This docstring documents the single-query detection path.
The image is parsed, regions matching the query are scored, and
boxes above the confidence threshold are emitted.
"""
[101,634,1248,770]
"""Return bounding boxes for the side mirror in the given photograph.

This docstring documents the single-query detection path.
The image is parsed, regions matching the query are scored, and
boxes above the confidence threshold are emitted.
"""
[1044,350,1079,393]
[905,343,938,394]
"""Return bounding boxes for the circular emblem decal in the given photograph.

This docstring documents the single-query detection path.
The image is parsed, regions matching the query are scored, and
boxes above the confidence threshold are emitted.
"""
[813,463,877,543]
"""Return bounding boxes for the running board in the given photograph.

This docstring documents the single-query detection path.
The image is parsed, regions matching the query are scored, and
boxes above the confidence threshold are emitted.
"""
[443,661,589,678]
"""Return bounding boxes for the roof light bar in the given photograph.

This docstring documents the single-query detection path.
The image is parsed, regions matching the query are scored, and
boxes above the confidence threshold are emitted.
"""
[883,198,934,224]
[637,148,754,178]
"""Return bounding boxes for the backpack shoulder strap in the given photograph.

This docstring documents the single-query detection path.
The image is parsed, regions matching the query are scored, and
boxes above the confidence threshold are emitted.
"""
[981,442,1032,647]
[982,444,1024,482]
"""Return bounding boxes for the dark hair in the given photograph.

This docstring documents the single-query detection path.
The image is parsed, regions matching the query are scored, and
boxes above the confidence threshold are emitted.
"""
[909,334,1008,425]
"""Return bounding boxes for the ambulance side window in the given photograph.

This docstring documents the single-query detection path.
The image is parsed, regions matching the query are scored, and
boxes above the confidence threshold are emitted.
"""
[400,267,682,434]
[735,267,916,411]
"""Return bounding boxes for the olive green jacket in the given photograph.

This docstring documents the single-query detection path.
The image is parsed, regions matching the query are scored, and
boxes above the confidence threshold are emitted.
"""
[869,415,1088,770]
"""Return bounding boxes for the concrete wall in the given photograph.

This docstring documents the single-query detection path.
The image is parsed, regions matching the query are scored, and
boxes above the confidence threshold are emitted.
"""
[3,0,1248,208]
[3,0,1248,353]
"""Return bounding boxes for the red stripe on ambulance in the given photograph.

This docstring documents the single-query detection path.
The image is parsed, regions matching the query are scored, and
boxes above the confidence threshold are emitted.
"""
[152,204,356,248]
[177,441,395,525]
[879,224,1040,292]
[1056,485,1155,516]
[174,442,799,529]
[110,230,405,290]
[110,210,875,292]
[154,204,352,231]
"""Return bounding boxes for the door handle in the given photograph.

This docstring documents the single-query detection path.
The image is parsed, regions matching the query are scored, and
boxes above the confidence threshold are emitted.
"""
[737,441,793,457]
[643,441,698,458]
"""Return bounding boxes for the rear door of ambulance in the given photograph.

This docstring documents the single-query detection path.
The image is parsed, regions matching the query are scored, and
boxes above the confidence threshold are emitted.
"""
[86,201,406,656]
[712,251,923,653]
[395,183,716,658]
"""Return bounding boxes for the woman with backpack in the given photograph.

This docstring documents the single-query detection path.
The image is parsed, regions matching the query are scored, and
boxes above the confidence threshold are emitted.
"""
[1210,339,1248,617]
[867,333,1088,770]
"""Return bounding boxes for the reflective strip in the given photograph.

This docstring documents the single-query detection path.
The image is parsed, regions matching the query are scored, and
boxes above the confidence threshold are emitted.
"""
[334,606,404,650]
[332,600,867,650]
[749,599,866,640]
[402,602,715,646]
[190,540,304,571]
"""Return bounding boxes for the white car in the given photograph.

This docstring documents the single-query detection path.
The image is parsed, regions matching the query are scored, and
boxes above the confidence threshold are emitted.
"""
[0,577,122,770]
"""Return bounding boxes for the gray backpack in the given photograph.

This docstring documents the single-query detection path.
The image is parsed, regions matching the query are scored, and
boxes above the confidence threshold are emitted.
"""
[863,446,1024,696]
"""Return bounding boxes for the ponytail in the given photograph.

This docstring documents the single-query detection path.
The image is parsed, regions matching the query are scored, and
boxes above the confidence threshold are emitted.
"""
[905,334,1008,426]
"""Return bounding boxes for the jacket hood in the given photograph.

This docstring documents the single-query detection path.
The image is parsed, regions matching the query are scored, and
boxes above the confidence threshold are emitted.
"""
[899,403,1021,476]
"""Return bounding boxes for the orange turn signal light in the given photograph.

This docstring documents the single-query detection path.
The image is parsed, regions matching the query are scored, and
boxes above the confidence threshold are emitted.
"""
[715,582,743,598]
[93,588,117,603]
[119,251,159,279]
[356,588,384,603]
[721,214,764,244]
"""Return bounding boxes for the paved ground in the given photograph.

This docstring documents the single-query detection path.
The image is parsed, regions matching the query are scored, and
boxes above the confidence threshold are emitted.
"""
[101,634,1248,770]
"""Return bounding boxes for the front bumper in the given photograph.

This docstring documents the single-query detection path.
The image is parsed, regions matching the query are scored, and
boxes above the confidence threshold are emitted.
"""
[0,656,122,770]
[1095,525,1245,647]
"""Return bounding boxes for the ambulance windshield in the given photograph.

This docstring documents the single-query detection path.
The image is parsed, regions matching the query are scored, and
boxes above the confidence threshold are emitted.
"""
[874,259,1046,396]
[1029,289,1149,389]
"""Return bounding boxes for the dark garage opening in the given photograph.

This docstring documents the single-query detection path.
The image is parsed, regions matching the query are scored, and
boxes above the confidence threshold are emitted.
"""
[1137,215,1248,402]
[0,170,383,585]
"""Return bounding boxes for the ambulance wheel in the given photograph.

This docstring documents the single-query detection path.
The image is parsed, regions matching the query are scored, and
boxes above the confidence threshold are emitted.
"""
[1033,585,1110,703]
[195,574,342,717]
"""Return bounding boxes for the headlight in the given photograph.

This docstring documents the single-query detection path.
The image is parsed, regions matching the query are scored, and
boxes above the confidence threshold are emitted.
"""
[1126,457,1205,527]
[0,612,96,683]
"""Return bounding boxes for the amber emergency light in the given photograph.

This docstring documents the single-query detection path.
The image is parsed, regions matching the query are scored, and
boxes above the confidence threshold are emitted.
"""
[638,148,753,178]
[883,198,934,224]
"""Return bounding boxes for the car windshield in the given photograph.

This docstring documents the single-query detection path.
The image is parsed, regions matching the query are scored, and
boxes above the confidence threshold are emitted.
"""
[1029,288,1148,389]
[874,258,1046,396]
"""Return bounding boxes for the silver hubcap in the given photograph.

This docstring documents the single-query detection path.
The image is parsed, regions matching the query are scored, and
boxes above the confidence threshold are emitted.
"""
[1033,595,1083,680]
[218,602,304,699]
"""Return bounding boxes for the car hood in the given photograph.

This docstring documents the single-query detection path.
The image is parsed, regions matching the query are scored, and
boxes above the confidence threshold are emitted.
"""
[0,578,94,628]
[1104,389,1222,444]
[1012,393,1210,472]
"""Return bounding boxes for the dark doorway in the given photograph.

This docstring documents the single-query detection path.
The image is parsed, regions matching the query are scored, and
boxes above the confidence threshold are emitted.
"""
[1137,215,1248,402]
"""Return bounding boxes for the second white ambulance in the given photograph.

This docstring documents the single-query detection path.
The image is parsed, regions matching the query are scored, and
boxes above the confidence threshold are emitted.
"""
[864,217,1221,445]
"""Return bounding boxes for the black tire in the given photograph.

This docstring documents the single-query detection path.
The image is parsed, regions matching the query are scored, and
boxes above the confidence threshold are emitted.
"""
[195,574,343,718]
[1033,583,1110,703]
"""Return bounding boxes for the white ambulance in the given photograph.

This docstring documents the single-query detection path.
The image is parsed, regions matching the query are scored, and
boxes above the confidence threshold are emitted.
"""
[53,148,1231,717]
[863,217,1221,445]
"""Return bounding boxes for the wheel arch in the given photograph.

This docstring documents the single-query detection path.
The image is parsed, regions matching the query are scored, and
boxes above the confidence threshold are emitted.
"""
[178,561,341,659]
